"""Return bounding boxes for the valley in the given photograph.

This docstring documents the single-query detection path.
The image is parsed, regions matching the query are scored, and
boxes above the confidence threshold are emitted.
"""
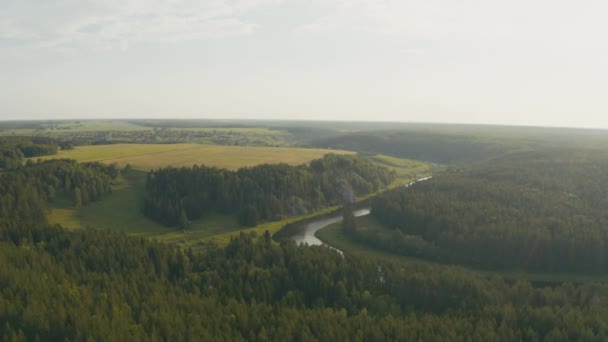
[3,119,608,340]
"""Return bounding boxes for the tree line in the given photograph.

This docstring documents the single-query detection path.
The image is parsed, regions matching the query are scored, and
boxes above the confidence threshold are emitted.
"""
[310,126,608,164]
[368,148,608,274]
[142,154,396,228]
[0,136,71,170]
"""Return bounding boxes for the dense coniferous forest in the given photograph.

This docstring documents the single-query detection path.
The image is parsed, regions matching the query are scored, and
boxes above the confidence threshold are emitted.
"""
[368,149,608,273]
[2,213,608,340]
[143,154,395,228]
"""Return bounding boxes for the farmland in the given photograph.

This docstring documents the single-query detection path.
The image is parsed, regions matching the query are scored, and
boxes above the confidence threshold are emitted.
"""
[36,143,354,171]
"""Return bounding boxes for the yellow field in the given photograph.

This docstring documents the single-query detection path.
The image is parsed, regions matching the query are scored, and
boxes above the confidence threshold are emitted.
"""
[37,144,354,171]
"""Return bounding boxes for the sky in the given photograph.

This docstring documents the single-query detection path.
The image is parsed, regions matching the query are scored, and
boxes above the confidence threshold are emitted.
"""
[1,0,607,128]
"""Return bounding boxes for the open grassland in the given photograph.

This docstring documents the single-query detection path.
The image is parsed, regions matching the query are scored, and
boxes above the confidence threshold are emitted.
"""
[316,216,608,284]
[48,152,431,249]
[49,171,167,234]
[36,143,354,171]
[368,154,434,185]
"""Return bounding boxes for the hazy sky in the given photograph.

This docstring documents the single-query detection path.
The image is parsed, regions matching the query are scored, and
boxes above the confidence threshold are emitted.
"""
[1,0,607,128]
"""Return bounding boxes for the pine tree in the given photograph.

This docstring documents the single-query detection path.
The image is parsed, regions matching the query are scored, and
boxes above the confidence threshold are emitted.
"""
[342,205,357,233]
[178,209,189,229]
[73,187,82,208]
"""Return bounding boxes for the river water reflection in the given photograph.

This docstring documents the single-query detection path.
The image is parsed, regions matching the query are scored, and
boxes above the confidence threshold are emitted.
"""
[290,208,371,246]
[288,177,432,248]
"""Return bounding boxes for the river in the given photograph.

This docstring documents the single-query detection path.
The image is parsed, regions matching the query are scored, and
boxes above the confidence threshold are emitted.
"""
[290,208,371,247]
[288,176,432,251]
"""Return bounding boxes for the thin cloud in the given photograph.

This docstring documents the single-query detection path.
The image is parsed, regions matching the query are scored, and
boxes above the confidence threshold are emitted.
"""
[297,0,607,45]
[0,0,282,50]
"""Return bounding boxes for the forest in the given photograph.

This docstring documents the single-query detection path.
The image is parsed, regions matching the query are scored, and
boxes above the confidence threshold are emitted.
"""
[367,148,608,273]
[0,136,65,169]
[3,122,608,340]
[311,126,608,164]
[142,154,395,228]
[2,204,608,340]
[0,159,118,237]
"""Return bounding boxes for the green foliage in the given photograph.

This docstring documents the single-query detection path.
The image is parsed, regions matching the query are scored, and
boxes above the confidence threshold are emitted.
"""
[73,187,82,208]
[370,148,608,274]
[238,205,259,227]
[312,125,608,164]
[1,136,59,154]
[0,159,118,245]
[178,209,189,229]
[143,154,396,228]
[342,205,357,233]
[0,145,24,169]
[2,223,608,340]
[0,142,608,339]
[0,136,61,170]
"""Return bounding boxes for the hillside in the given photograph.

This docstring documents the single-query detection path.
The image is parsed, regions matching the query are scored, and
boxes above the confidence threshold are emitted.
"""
[311,125,608,164]
[363,148,608,273]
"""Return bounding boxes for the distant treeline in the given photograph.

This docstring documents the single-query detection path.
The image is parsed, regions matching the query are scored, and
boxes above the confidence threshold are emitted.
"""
[368,148,608,274]
[143,154,395,228]
[0,136,72,169]
[311,127,608,164]
[311,130,516,164]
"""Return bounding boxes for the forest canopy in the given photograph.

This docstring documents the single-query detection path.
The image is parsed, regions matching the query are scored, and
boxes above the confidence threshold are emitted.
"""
[1,129,608,340]
[2,215,608,340]
[368,148,608,274]
[143,154,396,228]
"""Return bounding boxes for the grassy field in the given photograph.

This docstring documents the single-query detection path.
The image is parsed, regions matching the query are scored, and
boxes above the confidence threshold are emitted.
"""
[368,154,434,185]
[36,144,354,171]
[47,150,431,249]
[48,170,244,241]
[316,216,608,283]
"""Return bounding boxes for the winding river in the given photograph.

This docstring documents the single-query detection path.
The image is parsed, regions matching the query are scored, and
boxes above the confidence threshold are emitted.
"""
[289,176,433,250]
[290,208,371,247]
